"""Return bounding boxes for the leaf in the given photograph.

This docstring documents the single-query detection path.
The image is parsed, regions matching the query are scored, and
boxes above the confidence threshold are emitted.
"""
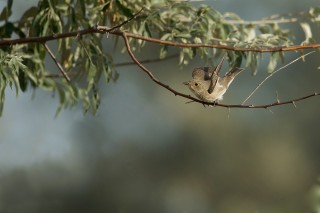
[87,63,97,90]
[231,51,243,68]
[159,45,168,59]
[18,6,38,28]
[0,6,12,21]
[0,74,5,117]
[300,22,312,43]
[115,0,133,17]
[267,52,279,73]
[55,3,69,11]
[223,12,242,21]
[160,33,172,41]
[245,51,252,68]
[0,22,15,38]
[7,0,13,11]
[144,22,152,37]
[91,86,100,115]
[55,85,66,116]
[93,1,110,12]
[18,71,28,92]
[246,52,258,75]
[179,50,184,65]
[259,25,271,34]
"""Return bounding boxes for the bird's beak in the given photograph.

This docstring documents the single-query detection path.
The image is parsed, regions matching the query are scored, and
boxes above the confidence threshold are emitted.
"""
[183,82,189,85]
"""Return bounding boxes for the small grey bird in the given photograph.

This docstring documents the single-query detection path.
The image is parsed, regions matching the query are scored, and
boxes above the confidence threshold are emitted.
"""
[183,55,244,103]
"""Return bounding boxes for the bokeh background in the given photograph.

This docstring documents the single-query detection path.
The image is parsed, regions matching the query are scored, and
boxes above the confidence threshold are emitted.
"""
[1,0,320,212]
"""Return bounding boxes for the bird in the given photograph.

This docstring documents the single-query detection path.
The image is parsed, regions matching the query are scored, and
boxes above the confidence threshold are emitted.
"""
[183,55,244,103]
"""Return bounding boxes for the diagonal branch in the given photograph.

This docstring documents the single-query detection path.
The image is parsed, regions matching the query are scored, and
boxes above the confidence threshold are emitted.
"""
[121,32,195,99]
[43,43,71,82]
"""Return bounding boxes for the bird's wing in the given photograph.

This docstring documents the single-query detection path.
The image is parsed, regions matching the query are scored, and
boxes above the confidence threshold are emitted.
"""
[207,54,226,93]
[214,54,226,75]
[208,77,218,94]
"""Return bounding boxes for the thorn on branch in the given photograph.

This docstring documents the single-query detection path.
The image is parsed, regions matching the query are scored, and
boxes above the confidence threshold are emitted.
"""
[292,101,297,108]
[267,108,274,114]
[276,91,280,103]
[185,100,195,104]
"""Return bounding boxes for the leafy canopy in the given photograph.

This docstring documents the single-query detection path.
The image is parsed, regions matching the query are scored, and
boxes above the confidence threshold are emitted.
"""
[0,0,319,115]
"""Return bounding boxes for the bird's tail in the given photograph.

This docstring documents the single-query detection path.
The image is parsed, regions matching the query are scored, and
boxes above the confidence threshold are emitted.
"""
[221,67,244,88]
[225,67,244,78]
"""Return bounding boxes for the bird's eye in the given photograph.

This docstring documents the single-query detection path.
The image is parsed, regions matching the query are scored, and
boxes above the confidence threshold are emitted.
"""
[195,83,198,86]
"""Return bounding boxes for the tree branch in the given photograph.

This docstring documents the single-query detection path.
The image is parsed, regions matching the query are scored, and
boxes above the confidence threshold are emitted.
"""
[121,31,320,109]
[1,25,320,52]
[43,43,71,82]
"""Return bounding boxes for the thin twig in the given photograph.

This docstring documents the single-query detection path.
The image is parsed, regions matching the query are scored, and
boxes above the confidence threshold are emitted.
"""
[43,43,71,82]
[115,54,179,67]
[78,39,93,65]
[119,32,320,53]
[223,18,299,25]
[44,54,179,78]
[242,51,315,104]
[205,92,320,108]
[276,91,280,103]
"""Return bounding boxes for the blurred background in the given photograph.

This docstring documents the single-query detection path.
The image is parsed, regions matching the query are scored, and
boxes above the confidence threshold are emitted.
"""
[1,0,320,212]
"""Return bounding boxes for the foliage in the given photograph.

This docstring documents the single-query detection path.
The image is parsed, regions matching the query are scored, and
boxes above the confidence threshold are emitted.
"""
[0,0,320,115]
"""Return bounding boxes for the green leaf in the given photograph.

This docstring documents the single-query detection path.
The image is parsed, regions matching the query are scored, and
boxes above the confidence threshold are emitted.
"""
[0,22,15,38]
[144,22,152,37]
[259,25,271,34]
[160,33,172,41]
[55,3,69,11]
[0,74,5,117]
[246,52,258,75]
[159,45,168,59]
[18,71,28,92]
[230,51,243,68]
[0,7,11,21]
[267,52,279,73]
[7,0,13,11]
[87,63,97,90]
[19,6,38,28]
[300,22,312,43]
[115,0,133,17]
